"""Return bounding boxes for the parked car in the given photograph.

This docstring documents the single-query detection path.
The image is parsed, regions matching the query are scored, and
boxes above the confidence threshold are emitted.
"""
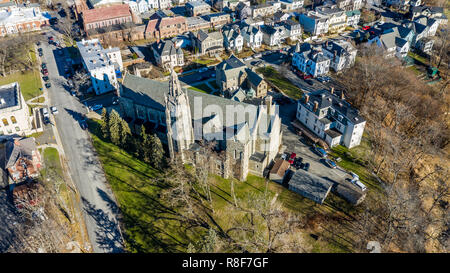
[70,91,76,96]
[303,162,310,171]
[38,48,43,52]
[351,178,367,191]
[42,107,49,122]
[36,41,41,46]
[303,74,312,80]
[243,56,253,61]
[42,76,49,82]
[281,153,288,160]
[50,106,58,115]
[362,26,370,31]
[79,119,88,130]
[305,79,313,85]
[41,63,47,69]
[314,145,327,158]
[45,82,51,88]
[253,53,262,58]
[294,157,303,169]
[112,97,119,105]
[325,159,337,169]
[90,104,103,111]
[39,51,43,57]
[288,152,296,164]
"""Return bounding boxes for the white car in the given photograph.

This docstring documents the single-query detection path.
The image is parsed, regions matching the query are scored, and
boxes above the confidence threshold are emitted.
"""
[351,178,367,191]
[42,107,49,119]
[50,106,58,115]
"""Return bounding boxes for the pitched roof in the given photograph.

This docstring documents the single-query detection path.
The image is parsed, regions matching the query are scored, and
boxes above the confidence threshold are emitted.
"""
[152,39,182,57]
[288,169,333,204]
[5,137,36,169]
[216,54,246,70]
[82,4,131,24]
[270,159,290,178]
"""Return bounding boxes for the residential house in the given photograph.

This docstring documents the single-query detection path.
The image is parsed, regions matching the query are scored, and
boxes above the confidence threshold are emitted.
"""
[292,43,330,77]
[415,37,434,53]
[236,2,252,20]
[215,55,268,98]
[124,0,139,13]
[322,39,357,72]
[274,11,290,23]
[410,6,448,25]
[336,0,362,10]
[296,89,366,148]
[345,9,360,28]
[145,12,187,39]
[284,19,302,41]
[240,23,263,49]
[192,30,224,56]
[299,11,329,35]
[151,39,184,69]
[0,5,50,36]
[213,0,250,11]
[81,4,133,32]
[252,3,275,18]
[367,23,414,59]
[223,25,244,53]
[136,0,149,13]
[204,12,231,28]
[186,1,211,17]
[0,82,33,138]
[186,16,210,32]
[87,0,123,8]
[280,0,304,12]
[119,73,282,181]
[261,24,285,47]
[4,137,42,183]
[315,5,347,33]
[77,39,122,95]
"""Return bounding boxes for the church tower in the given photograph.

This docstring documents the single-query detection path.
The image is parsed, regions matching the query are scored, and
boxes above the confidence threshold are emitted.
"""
[165,69,194,161]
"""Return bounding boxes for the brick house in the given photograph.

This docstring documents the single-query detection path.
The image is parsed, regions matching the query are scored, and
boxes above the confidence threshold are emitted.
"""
[145,12,187,39]
[0,5,50,37]
[81,4,133,32]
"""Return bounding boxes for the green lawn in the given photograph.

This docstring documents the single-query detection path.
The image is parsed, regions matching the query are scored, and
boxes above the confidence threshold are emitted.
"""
[257,66,303,99]
[87,117,358,253]
[0,70,42,101]
[43,147,62,174]
[189,83,213,94]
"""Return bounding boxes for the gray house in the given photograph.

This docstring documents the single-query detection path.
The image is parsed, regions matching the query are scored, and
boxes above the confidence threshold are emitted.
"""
[151,39,184,69]
[191,30,224,56]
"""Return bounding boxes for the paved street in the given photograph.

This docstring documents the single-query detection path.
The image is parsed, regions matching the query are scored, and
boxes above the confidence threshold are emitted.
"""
[40,29,124,253]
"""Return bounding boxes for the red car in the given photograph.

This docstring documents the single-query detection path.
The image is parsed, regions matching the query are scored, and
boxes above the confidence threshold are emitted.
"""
[362,26,370,31]
[288,152,296,164]
[303,74,312,80]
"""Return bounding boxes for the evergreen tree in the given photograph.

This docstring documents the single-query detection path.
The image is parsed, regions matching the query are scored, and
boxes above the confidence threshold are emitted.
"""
[109,110,122,146]
[119,119,132,149]
[100,108,110,139]
[149,134,165,169]
[140,126,152,163]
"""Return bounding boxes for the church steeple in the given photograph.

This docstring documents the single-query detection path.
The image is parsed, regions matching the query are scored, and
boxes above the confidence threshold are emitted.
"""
[165,68,194,161]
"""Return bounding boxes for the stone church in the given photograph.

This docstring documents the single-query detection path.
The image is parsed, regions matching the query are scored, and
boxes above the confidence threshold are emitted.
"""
[118,71,283,181]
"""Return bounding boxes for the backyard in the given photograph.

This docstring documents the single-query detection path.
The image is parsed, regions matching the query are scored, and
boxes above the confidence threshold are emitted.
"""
[0,70,42,102]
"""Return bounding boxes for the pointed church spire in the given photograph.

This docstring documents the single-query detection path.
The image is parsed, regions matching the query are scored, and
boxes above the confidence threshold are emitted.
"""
[169,67,182,97]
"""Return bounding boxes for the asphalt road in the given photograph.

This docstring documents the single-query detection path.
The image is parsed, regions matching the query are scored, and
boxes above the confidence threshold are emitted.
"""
[40,29,124,253]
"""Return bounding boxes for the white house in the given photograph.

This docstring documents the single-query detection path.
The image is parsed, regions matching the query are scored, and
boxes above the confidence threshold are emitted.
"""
[223,25,244,53]
[299,11,329,36]
[315,5,347,33]
[241,24,263,49]
[296,90,366,148]
[77,39,121,95]
[261,25,285,47]
[136,0,149,13]
[151,39,184,69]
[345,9,360,28]
[124,0,139,13]
[322,40,357,72]
[0,82,33,138]
[292,43,330,77]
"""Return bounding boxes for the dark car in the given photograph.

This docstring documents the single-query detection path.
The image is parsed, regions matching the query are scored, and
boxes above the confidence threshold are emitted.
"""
[42,76,49,82]
[36,41,41,46]
[79,119,88,130]
[45,82,51,88]
[39,51,43,57]
[305,79,313,85]
[294,157,303,169]
[41,63,47,69]
[303,162,310,171]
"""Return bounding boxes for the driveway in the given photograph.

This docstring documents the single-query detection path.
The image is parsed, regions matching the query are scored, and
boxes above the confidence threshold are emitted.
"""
[40,29,124,253]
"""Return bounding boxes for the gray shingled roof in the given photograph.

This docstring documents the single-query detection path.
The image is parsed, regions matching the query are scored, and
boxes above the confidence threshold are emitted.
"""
[4,137,36,169]
[288,169,333,204]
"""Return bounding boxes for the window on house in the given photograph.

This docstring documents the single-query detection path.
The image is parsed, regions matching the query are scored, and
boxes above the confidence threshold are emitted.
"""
[15,126,20,132]
[2,118,8,126]
[10,116,17,124]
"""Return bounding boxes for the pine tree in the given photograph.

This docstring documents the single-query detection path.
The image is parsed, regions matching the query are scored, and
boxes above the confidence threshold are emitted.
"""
[109,110,122,146]
[149,134,165,169]
[140,126,152,163]
[100,108,110,139]
[119,119,131,149]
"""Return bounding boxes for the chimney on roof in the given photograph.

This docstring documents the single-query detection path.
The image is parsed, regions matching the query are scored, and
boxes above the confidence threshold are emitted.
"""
[313,101,319,112]
[340,91,345,100]
[330,87,334,95]
[304,94,309,104]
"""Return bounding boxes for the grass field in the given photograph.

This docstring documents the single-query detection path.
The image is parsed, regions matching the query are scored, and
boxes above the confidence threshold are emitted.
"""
[189,82,213,94]
[256,66,303,99]
[43,147,63,177]
[0,70,42,101]
[87,117,358,252]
